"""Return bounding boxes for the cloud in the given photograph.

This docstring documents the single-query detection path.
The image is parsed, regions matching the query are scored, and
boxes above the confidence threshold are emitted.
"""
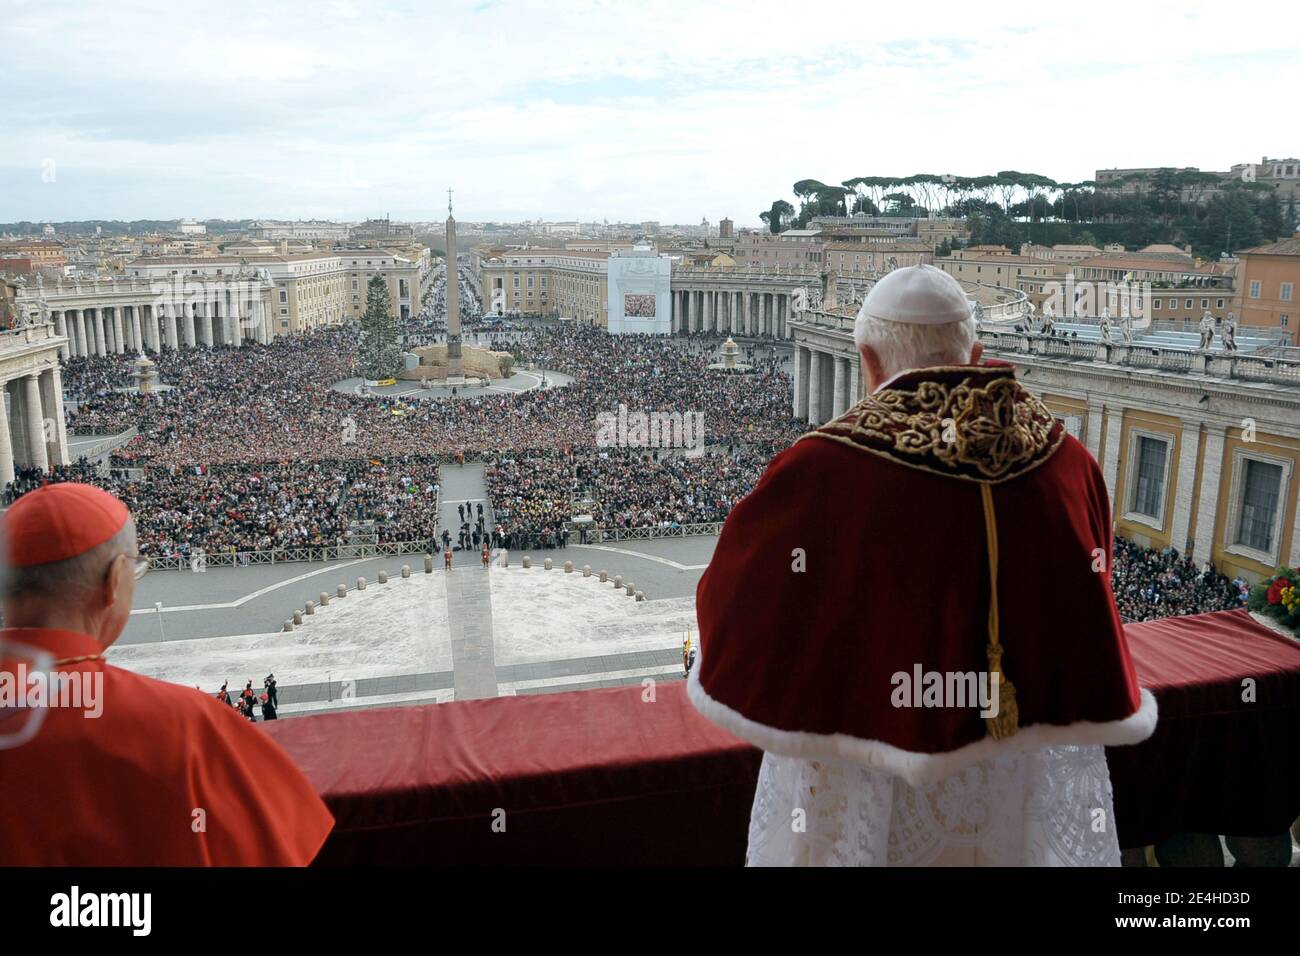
[1,0,1297,223]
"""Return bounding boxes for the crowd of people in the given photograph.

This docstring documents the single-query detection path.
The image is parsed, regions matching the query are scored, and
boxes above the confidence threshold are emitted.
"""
[2,457,441,559]
[21,275,1258,630]
[59,322,803,470]
[484,445,779,547]
[23,290,808,560]
[1110,536,1248,622]
[215,675,278,721]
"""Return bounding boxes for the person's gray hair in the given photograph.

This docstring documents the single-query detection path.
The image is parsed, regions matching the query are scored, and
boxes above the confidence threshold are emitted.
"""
[0,520,137,603]
[853,312,977,383]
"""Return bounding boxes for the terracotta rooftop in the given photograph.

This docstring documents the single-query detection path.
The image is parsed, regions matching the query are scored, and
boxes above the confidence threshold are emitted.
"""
[824,240,932,252]
[1239,237,1300,257]
[1074,255,1230,274]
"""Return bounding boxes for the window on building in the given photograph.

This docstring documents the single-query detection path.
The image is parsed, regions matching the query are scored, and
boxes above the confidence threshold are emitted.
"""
[1282,283,1294,302]
[1201,298,1209,308]
[1153,299,1161,310]
[1250,280,1261,298]
[1235,459,1284,552]
[279,290,287,303]
[1217,298,1225,309]
[351,279,358,291]
[1185,298,1193,309]
[1130,436,1168,520]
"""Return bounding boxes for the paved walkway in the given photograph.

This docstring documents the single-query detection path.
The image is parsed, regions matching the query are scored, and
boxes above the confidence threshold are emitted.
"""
[438,461,495,544]
[438,463,499,699]
[272,645,685,715]
[445,569,498,699]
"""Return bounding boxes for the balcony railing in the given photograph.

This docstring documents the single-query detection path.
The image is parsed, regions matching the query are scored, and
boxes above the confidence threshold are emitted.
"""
[258,609,1300,866]
[142,522,725,571]
[0,321,58,350]
[979,329,1300,387]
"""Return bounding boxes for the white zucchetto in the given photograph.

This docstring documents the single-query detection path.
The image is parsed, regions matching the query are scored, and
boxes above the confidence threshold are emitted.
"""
[857,263,973,326]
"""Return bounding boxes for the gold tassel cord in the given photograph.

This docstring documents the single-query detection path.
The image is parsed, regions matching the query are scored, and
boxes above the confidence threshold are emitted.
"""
[980,482,1019,740]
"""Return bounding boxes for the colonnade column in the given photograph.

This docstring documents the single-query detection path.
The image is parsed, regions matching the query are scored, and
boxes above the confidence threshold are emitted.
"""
[0,387,13,487]
[182,304,197,348]
[53,312,69,361]
[39,367,68,467]
[22,374,48,473]
[807,348,822,425]
[794,346,810,419]
[198,302,213,347]
[258,296,269,343]
[93,308,108,356]
[832,356,849,418]
[131,305,144,354]
[72,309,86,358]
[165,305,179,350]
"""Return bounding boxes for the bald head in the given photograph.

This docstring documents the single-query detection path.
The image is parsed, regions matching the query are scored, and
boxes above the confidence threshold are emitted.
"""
[1,518,139,647]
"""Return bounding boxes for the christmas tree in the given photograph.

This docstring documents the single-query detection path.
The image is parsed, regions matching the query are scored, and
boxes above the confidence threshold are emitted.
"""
[358,274,403,380]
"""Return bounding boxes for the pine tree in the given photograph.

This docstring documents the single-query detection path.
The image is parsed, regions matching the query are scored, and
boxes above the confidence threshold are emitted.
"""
[359,274,403,380]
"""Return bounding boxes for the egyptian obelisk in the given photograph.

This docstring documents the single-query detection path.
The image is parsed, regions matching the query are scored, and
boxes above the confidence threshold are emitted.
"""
[445,189,463,382]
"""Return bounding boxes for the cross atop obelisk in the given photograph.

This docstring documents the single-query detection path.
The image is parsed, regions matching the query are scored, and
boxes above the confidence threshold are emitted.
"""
[445,188,463,381]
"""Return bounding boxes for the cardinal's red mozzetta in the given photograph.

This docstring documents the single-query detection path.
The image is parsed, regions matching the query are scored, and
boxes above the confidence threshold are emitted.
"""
[0,483,334,865]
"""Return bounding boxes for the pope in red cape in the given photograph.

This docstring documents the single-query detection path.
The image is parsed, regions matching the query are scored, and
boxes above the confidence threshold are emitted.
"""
[688,265,1157,866]
[0,483,334,866]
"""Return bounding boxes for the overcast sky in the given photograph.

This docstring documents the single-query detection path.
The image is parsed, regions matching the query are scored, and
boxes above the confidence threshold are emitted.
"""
[2,0,1297,225]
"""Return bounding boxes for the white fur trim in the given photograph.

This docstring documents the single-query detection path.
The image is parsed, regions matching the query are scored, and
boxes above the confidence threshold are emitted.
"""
[687,662,1158,788]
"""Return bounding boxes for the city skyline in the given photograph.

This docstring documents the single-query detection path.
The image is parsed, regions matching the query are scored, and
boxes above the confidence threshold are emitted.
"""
[1,0,1298,224]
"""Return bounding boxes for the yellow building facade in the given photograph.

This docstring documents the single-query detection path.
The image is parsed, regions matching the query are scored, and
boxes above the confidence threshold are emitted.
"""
[479,251,609,325]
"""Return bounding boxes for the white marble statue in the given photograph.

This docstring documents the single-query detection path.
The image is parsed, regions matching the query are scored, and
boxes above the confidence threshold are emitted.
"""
[1098,308,1112,344]
[1198,310,1215,350]
[1221,312,1238,353]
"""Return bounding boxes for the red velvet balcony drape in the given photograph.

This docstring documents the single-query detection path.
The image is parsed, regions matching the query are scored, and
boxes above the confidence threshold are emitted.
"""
[263,609,1300,864]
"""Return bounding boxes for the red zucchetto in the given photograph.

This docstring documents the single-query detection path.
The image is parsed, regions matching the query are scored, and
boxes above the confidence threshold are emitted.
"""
[1,483,130,567]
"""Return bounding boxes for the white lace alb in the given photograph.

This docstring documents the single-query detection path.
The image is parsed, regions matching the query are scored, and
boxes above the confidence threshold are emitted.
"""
[746,745,1122,866]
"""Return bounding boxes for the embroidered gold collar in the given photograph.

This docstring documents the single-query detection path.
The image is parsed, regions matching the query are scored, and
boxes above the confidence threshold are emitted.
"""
[801,363,1064,483]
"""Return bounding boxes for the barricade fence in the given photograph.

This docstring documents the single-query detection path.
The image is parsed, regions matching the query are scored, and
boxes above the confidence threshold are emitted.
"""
[147,521,726,571]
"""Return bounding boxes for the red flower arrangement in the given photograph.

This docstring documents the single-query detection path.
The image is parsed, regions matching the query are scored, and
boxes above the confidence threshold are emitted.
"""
[1249,566,1300,638]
